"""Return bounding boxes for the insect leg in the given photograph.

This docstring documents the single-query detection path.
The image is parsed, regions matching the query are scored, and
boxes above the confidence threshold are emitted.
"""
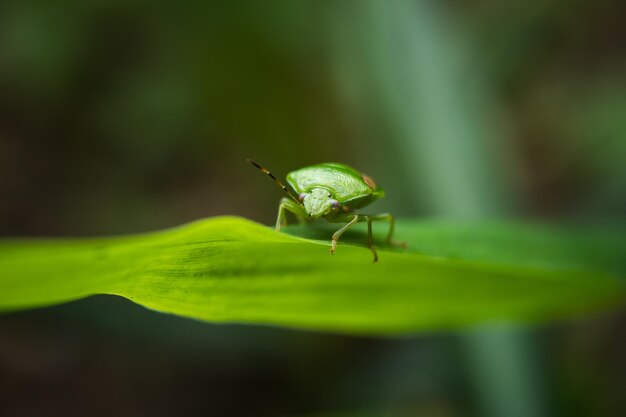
[370,213,407,248]
[329,215,359,255]
[364,215,378,262]
[276,197,306,231]
[330,215,378,261]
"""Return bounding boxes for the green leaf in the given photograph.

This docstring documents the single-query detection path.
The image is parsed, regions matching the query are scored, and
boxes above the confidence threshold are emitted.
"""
[0,216,624,334]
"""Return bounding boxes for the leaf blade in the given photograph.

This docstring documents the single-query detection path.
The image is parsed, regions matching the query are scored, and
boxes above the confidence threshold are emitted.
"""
[0,216,623,334]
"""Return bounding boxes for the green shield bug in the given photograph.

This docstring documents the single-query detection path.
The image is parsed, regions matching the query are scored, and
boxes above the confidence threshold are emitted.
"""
[247,159,405,262]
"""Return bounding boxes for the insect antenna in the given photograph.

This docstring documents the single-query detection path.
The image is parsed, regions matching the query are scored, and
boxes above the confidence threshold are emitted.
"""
[246,158,301,205]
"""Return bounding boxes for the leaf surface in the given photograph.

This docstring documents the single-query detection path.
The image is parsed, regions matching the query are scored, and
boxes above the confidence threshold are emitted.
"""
[0,216,623,334]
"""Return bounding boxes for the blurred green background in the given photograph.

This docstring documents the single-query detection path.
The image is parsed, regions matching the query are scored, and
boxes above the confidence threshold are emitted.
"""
[0,0,624,416]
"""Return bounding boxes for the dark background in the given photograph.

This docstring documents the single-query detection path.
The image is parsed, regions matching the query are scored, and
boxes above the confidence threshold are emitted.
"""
[1,1,625,416]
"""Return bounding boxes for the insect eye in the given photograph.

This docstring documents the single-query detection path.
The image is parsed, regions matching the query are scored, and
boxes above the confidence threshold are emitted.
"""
[298,193,306,202]
[330,200,339,209]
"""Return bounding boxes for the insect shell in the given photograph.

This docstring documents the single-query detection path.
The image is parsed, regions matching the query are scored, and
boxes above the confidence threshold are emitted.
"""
[286,162,385,219]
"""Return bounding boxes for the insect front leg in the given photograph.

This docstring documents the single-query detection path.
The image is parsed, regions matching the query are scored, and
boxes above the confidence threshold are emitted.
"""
[276,197,307,231]
[329,215,359,255]
[329,214,378,262]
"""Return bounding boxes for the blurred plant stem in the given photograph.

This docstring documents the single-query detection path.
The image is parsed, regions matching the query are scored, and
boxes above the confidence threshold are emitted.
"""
[332,1,547,415]
[463,324,548,417]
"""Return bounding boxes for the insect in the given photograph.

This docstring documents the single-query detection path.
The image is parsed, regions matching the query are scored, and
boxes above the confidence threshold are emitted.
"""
[247,159,405,262]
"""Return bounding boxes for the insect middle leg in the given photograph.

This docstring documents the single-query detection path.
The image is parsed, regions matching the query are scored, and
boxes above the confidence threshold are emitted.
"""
[369,213,407,248]
[275,197,307,231]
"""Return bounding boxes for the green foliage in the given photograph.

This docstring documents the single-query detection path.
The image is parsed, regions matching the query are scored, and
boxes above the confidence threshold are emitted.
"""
[0,217,623,334]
